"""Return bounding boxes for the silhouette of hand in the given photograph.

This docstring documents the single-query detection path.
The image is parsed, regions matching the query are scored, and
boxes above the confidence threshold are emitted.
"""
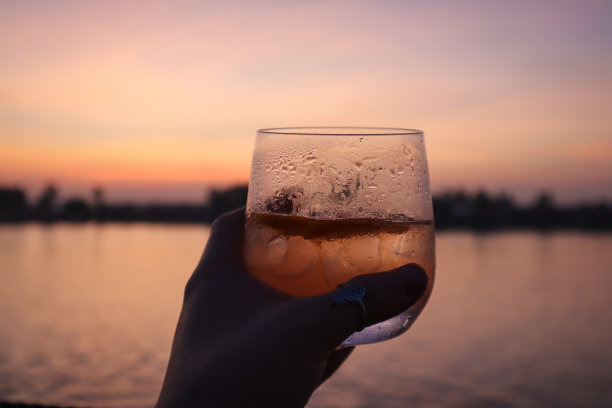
[156,208,428,408]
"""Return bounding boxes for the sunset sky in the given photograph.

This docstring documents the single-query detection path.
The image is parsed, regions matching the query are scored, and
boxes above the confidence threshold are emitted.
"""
[1,0,611,204]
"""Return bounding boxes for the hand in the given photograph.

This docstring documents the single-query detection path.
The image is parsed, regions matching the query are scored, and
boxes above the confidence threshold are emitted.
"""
[156,208,428,408]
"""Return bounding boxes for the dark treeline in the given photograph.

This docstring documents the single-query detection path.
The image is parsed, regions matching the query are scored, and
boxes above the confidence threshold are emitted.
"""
[0,185,248,225]
[0,185,610,230]
[433,191,610,231]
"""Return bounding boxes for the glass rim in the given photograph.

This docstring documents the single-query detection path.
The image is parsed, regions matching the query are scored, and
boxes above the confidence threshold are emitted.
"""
[258,127,423,136]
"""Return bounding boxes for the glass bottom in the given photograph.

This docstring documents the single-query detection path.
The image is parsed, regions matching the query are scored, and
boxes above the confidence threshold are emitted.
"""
[341,307,416,346]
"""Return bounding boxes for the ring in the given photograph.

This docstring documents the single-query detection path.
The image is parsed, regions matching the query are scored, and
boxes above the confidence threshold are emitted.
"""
[329,282,367,331]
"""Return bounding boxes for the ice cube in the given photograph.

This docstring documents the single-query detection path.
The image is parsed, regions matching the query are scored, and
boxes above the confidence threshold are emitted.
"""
[270,235,318,278]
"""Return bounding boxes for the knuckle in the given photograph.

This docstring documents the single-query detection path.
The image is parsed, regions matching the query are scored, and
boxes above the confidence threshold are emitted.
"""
[211,213,231,231]
[210,208,245,235]
[183,274,196,299]
[183,270,202,300]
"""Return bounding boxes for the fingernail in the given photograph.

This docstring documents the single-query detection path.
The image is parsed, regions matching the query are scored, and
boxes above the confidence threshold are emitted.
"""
[400,263,428,295]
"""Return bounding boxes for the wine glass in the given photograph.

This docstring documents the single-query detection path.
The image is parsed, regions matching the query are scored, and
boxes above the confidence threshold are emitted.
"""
[244,127,435,346]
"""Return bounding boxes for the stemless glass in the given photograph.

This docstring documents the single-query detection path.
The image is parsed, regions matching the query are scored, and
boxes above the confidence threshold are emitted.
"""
[244,127,435,346]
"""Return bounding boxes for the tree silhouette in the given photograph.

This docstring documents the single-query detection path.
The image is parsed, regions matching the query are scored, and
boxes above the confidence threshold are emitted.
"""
[62,199,92,221]
[35,184,58,221]
[0,188,28,221]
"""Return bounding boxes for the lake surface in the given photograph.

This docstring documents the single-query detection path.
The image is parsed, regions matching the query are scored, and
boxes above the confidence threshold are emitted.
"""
[0,224,611,408]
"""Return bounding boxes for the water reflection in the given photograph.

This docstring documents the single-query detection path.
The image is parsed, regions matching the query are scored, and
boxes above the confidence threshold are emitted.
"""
[0,225,611,407]
[0,224,209,408]
[311,231,612,407]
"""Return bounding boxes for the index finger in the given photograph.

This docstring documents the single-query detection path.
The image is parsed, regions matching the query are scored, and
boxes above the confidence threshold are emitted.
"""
[198,207,246,267]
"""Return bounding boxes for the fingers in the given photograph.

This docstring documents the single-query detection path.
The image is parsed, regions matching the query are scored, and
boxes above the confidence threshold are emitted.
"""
[185,207,247,298]
[300,264,428,350]
[199,207,246,266]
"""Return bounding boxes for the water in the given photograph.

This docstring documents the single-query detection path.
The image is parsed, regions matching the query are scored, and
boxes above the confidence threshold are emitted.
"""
[0,225,611,407]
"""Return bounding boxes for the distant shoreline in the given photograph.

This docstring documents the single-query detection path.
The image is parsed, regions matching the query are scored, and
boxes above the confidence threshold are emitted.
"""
[1,185,611,230]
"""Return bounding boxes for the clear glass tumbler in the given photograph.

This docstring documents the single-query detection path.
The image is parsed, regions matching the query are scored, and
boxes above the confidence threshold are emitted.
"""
[244,127,435,346]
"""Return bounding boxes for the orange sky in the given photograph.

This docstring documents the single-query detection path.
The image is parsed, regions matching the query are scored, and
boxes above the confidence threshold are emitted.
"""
[1,0,611,204]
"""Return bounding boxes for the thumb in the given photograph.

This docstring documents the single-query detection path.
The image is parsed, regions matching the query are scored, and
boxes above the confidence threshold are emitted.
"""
[299,264,429,350]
